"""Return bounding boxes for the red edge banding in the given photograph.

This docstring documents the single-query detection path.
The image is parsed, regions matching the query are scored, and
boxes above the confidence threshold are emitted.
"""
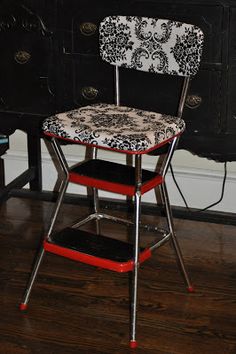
[129,340,138,349]
[44,131,182,155]
[43,241,152,273]
[19,303,28,311]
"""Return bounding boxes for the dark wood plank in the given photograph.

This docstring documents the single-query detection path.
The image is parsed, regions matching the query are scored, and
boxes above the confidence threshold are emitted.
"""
[0,197,236,353]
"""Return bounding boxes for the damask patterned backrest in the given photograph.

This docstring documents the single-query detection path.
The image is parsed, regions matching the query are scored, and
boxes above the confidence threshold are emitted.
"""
[99,16,204,77]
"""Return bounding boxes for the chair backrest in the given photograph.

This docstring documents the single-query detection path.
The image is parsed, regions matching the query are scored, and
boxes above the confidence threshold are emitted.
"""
[99,16,204,77]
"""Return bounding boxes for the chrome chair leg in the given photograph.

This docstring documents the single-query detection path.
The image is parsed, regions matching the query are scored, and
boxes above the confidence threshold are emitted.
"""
[46,138,69,239]
[20,175,69,310]
[20,247,45,310]
[160,181,193,292]
[130,190,141,349]
[20,138,70,310]
[130,155,142,348]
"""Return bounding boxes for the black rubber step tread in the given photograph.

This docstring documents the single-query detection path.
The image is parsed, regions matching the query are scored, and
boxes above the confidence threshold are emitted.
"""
[51,228,144,262]
[70,159,158,186]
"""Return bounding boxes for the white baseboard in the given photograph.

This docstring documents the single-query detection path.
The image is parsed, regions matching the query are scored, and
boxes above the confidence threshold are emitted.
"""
[3,150,236,214]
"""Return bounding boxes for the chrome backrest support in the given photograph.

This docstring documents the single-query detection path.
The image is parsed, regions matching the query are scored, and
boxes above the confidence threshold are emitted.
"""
[115,65,120,106]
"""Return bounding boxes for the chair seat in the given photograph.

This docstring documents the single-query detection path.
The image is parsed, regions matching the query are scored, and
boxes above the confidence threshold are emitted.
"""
[42,103,185,153]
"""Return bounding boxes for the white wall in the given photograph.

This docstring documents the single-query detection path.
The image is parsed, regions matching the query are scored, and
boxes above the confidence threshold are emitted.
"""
[3,130,236,213]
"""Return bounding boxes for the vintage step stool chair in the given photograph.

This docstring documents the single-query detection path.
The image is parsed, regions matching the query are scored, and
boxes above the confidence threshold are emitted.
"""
[20,16,204,348]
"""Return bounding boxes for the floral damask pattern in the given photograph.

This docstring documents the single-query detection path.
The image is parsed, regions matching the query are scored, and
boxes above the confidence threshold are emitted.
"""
[99,17,134,64]
[99,16,204,77]
[43,103,185,153]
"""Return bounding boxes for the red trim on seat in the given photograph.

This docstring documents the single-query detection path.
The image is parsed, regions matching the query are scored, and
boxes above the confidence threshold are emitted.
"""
[43,240,152,273]
[69,172,163,196]
[43,131,182,155]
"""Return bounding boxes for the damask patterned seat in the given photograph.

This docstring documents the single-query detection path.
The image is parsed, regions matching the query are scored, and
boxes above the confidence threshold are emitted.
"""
[43,103,185,153]
[20,16,204,349]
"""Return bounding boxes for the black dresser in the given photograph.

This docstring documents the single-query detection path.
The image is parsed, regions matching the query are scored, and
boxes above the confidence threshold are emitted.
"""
[0,0,236,194]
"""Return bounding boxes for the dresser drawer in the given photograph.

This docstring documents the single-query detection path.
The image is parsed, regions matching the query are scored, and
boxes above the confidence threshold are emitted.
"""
[60,0,118,54]
[0,22,56,115]
[72,55,114,106]
[183,69,223,135]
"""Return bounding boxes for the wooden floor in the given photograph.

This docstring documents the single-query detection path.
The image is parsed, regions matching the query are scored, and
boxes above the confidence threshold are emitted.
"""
[0,196,236,354]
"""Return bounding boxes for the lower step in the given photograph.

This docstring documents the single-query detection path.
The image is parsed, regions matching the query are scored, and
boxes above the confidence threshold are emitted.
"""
[44,228,151,273]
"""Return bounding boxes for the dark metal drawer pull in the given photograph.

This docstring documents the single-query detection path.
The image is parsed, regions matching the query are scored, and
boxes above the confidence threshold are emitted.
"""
[185,94,202,109]
[81,86,98,100]
[79,22,97,36]
[14,50,31,64]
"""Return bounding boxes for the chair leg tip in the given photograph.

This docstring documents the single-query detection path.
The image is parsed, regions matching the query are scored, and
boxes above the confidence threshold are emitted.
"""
[129,340,138,349]
[19,303,28,311]
[187,286,195,293]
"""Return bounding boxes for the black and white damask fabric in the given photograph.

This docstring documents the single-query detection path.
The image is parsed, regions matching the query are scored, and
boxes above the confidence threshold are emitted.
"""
[43,103,185,153]
[99,16,204,77]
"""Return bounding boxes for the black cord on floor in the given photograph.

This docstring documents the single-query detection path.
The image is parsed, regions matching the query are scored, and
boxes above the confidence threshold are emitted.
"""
[169,162,227,213]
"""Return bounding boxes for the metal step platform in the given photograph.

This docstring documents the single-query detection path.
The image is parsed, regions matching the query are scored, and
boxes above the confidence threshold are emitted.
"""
[44,227,152,272]
[69,159,163,196]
